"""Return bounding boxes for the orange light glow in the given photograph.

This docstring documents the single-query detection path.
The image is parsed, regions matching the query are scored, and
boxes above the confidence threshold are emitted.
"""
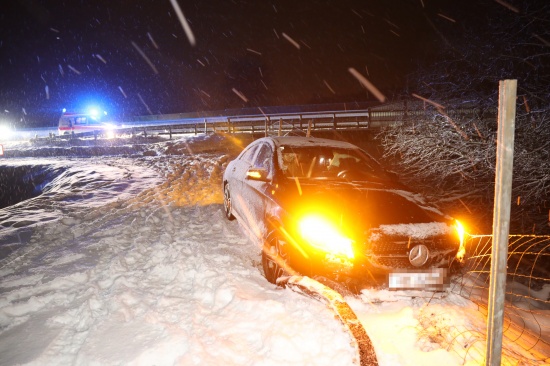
[455,220,467,261]
[298,215,354,258]
[246,170,262,179]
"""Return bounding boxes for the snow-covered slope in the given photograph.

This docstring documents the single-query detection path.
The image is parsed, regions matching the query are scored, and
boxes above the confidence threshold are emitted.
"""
[0,134,546,365]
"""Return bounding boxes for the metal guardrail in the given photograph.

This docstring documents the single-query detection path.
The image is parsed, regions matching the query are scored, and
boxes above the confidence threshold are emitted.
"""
[68,109,399,140]
[55,102,496,140]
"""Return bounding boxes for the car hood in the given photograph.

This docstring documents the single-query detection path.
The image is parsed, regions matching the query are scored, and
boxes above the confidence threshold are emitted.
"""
[278,179,452,237]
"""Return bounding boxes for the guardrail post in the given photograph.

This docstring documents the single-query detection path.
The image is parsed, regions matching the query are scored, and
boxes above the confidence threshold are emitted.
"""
[333,114,336,129]
[367,108,371,127]
[169,126,172,140]
[299,114,303,130]
[278,118,282,136]
[486,79,517,366]
[265,116,269,137]
[228,117,231,133]
[204,119,207,134]
[194,124,197,135]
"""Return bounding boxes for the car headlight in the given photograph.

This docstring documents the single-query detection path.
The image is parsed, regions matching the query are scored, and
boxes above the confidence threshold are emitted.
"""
[298,215,354,259]
[454,220,466,261]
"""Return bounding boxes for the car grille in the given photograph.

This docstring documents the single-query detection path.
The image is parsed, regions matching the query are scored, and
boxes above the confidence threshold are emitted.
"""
[362,236,457,270]
[370,237,451,254]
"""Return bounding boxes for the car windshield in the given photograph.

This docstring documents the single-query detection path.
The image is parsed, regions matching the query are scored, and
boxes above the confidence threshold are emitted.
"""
[277,145,390,181]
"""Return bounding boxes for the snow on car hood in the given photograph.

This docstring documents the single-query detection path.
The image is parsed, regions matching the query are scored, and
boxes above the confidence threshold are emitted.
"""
[371,222,453,241]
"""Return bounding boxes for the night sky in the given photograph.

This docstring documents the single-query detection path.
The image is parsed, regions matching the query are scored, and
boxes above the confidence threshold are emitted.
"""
[0,0,506,127]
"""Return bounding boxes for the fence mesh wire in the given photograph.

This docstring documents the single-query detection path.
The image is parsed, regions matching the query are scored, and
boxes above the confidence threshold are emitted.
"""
[441,234,550,364]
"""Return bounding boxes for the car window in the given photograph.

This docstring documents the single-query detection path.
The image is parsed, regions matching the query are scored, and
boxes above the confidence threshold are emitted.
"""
[240,145,259,164]
[278,145,389,181]
[253,144,273,174]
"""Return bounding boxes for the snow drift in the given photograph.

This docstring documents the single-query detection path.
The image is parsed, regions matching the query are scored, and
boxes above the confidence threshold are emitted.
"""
[0,134,547,365]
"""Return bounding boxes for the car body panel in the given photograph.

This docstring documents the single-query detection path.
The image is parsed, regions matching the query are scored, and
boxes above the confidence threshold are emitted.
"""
[222,136,462,285]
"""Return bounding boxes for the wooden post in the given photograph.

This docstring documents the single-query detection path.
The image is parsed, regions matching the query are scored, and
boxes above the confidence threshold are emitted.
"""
[486,79,517,366]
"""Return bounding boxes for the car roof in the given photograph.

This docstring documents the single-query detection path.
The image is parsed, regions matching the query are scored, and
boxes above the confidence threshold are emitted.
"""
[264,136,360,150]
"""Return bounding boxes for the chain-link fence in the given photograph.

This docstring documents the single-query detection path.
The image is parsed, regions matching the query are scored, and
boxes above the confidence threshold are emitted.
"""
[448,235,550,364]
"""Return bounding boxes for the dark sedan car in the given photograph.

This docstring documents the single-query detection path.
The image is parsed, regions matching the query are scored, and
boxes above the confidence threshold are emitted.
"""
[222,136,466,290]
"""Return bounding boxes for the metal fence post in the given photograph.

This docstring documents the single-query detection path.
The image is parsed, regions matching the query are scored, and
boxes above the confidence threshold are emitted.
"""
[367,108,371,128]
[486,79,517,366]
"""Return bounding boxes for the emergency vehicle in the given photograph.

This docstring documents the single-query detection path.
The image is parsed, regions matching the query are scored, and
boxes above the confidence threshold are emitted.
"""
[58,111,114,135]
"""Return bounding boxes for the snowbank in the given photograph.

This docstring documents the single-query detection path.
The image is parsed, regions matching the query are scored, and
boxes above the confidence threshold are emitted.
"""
[0,134,547,365]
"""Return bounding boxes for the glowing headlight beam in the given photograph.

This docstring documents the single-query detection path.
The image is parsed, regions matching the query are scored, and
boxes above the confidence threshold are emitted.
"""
[299,215,354,259]
[455,220,467,261]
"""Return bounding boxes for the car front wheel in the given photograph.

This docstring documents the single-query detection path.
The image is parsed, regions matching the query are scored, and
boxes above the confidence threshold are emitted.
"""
[262,232,289,284]
[223,183,235,220]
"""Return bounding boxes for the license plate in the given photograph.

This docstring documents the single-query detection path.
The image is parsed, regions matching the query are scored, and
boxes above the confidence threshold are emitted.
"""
[388,268,448,291]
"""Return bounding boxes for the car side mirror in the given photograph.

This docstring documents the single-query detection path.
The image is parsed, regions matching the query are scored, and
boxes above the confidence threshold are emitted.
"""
[246,168,269,181]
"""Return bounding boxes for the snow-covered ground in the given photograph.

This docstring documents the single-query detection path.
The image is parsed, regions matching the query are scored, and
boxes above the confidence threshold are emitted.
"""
[0,134,547,365]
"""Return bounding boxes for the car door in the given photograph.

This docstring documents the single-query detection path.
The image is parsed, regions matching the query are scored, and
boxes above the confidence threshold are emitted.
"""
[241,142,274,240]
[228,143,259,220]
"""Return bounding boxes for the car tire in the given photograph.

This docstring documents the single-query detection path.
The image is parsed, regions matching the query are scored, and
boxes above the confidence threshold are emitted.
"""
[223,183,235,221]
[262,232,289,284]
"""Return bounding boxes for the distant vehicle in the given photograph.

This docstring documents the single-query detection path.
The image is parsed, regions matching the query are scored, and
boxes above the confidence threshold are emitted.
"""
[58,111,115,136]
[222,136,466,291]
